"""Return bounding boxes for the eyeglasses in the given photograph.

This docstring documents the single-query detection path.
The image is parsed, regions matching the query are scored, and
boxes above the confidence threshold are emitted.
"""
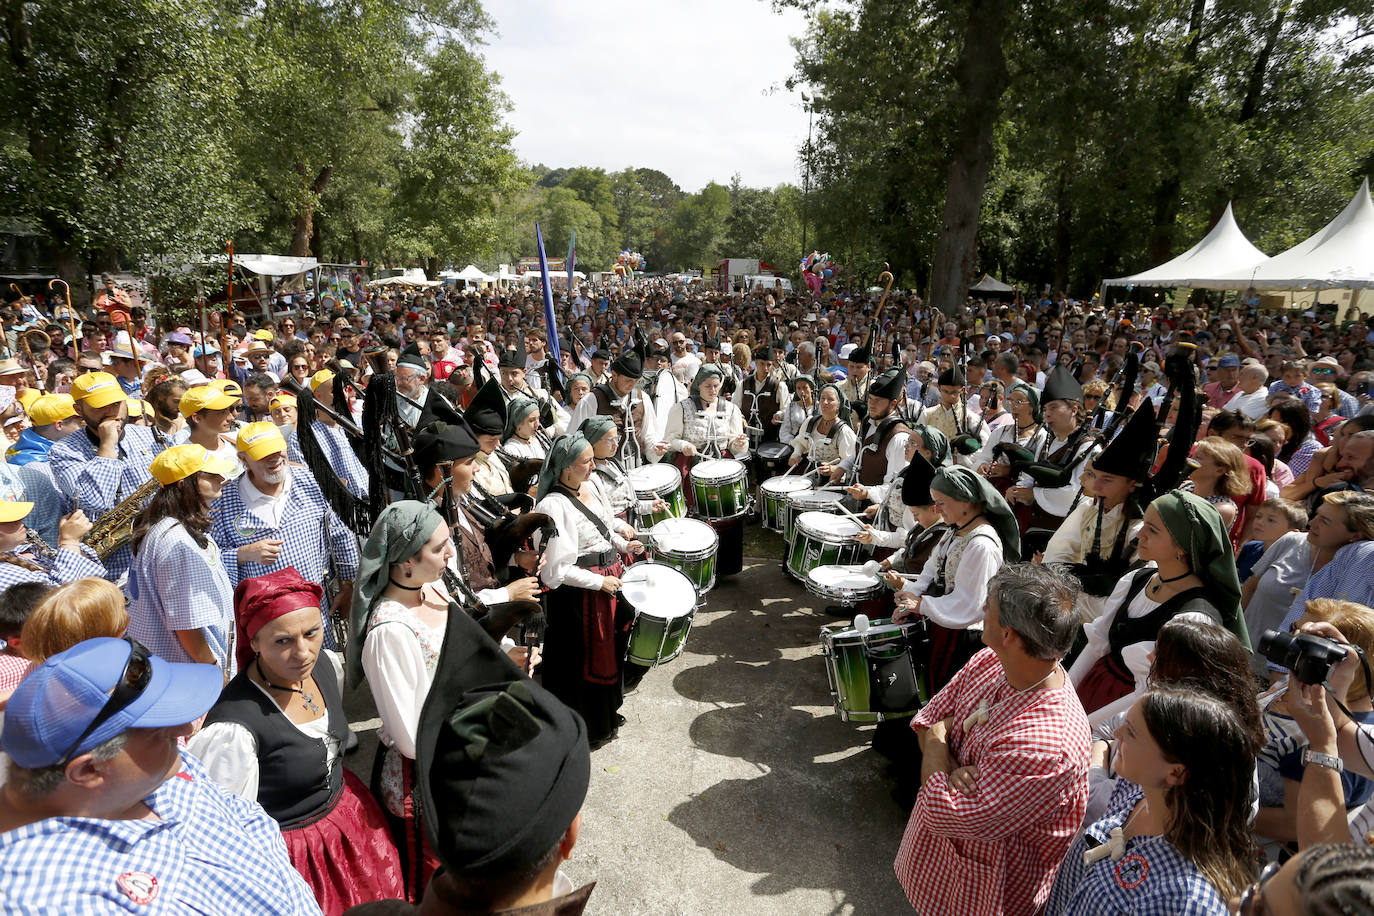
[1238,861,1280,915]
[1311,367,1335,375]
[57,637,152,767]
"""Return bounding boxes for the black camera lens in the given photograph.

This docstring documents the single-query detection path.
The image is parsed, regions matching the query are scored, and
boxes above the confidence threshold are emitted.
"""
[1259,628,1348,686]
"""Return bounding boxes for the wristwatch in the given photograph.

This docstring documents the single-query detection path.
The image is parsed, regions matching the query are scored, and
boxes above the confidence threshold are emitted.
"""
[1302,748,1344,773]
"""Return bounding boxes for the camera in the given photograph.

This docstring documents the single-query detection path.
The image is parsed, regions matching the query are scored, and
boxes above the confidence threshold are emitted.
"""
[1258,629,1349,686]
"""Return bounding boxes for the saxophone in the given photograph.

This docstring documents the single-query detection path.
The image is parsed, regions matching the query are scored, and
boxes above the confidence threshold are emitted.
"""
[81,478,160,559]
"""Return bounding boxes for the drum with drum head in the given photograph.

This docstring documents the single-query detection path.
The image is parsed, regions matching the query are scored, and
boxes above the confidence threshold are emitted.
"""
[782,488,845,545]
[820,616,931,722]
[628,463,685,528]
[759,475,812,532]
[786,512,865,581]
[620,562,699,667]
[689,458,750,521]
[648,516,720,594]
[755,441,792,464]
[805,565,886,608]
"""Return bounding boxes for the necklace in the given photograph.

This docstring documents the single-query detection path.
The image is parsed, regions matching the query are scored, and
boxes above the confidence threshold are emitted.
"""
[255,657,322,716]
[1147,568,1192,597]
[388,577,422,591]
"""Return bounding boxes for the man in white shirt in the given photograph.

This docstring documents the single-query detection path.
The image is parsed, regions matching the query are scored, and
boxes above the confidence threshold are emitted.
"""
[670,332,700,389]
[1223,364,1271,419]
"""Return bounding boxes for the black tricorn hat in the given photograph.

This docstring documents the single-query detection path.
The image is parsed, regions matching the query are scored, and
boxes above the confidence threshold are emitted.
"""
[465,379,507,436]
[1041,363,1083,404]
[1093,399,1159,481]
[938,366,966,387]
[498,346,525,369]
[847,345,871,365]
[413,417,480,469]
[901,452,938,507]
[869,367,905,400]
[611,350,643,379]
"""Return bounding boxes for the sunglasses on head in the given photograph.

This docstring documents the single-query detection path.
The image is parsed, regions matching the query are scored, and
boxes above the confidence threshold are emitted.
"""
[57,637,153,767]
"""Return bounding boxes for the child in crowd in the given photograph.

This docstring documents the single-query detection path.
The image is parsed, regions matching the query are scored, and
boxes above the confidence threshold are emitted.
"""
[0,581,52,704]
[1237,498,1308,581]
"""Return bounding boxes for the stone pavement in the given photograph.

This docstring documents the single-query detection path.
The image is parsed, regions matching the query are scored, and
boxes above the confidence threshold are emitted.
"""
[347,553,914,915]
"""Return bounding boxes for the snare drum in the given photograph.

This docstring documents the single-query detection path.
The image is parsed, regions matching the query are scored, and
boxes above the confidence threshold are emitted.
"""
[783,488,844,545]
[690,458,750,521]
[786,512,865,581]
[648,517,720,594]
[805,565,886,607]
[628,463,685,527]
[759,475,812,532]
[620,562,698,667]
[820,617,931,722]
[755,441,792,462]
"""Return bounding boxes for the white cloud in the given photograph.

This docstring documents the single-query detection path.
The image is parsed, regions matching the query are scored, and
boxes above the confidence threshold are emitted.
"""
[480,0,812,192]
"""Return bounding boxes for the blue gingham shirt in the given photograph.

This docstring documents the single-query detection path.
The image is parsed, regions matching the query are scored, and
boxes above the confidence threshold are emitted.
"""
[0,749,320,914]
[0,543,106,593]
[1043,781,1230,915]
[0,461,62,549]
[209,469,359,606]
[287,421,369,500]
[1279,540,1374,637]
[48,425,164,578]
[127,517,236,675]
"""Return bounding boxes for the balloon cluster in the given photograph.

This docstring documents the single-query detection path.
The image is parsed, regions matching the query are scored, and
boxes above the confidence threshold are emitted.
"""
[800,251,834,294]
[616,250,646,273]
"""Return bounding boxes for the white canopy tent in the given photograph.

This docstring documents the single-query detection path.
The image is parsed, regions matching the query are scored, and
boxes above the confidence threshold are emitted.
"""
[1212,179,1374,290]
[968,273,1016,295]
[234,254,319,277]
[1104,203,1269,289]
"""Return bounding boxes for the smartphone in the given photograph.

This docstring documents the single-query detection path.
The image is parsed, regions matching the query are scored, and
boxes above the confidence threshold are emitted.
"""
[1359,381,1371,397]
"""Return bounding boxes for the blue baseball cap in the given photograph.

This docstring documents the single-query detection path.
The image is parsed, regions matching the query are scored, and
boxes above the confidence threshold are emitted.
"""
[2,637,223,769]
[1216,354,1241,368]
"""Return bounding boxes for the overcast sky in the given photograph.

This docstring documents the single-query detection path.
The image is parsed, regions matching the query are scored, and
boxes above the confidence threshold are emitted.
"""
[480,0,813,193]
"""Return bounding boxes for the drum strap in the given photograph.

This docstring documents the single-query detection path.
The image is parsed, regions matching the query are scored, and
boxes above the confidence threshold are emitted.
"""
[553,486,615,547]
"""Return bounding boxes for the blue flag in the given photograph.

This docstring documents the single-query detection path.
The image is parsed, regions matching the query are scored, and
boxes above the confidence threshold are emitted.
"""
[536,222,562,366]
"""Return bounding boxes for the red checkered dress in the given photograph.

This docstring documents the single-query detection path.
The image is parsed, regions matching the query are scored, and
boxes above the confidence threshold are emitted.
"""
[894,648,1091,916]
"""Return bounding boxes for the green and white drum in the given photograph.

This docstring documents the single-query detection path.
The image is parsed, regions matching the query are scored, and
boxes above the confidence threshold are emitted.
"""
[621,562,698,667]
[689,458,750,521]
[648,516,720,594]
[805,565,886,608]
[782,488,845,546]
[759,475,812,532]
[786,511,865,581]
[628,462,685,528]
[819,616,930,723]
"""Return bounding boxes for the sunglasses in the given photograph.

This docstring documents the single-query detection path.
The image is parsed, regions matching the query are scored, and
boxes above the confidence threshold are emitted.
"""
[1238,861,1280,915]
[57,637,152,767]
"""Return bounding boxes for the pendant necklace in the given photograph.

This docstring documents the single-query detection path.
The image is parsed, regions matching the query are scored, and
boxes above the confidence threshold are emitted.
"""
[1147,569,1191,598]
[256,657,322,716]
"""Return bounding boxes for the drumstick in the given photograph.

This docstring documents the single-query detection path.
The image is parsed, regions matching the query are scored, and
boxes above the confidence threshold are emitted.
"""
[835,504,870,526]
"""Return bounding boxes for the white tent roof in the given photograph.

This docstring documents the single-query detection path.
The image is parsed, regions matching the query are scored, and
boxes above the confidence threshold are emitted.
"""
[454,264,493,281]
[1105,203,1268,289]
[969,273,1016,293]
[235,254,319,277]
[1212,179,1374,290]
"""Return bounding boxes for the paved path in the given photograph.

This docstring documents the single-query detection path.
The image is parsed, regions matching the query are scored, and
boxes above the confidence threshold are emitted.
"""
[348,553,914,915]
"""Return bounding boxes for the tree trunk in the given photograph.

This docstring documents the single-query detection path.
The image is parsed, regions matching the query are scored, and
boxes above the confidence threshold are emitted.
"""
[424,257,439,280]
[1239,0,1288,124]
[54,247,90,309]
[289,164,332,257]
[1052,147,1076,293]
[927,0,1015,316]
[1146,0,1210,264]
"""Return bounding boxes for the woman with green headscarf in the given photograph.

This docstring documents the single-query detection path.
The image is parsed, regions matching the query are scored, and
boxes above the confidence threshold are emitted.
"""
[534,433,644,747]
[580,415,666,530]
[565,372,593,412]
[890,465,1021,692]
[971,380,1048,496]
[789,382,857,474]
[349,499,536,899]
[1068,489,1246,720]
[865,425,953,535]
[500,395,546,461]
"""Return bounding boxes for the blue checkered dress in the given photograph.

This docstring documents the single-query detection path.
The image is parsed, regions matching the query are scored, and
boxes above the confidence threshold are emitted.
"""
[127,517,236,675]
[0,749,320,914]
[209,469,359,625]
[48,425,165,578]
[286,421,369,499]
[0,543,106,592]
[10,459,65,547]
[1043,781,1231,915]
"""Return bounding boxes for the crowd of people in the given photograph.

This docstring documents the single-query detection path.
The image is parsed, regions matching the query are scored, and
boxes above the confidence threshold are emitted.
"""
[0,272,1372,913]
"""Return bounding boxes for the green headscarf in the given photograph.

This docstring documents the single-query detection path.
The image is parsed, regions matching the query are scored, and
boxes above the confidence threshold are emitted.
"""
[690,365,724,401]
[1009,381,1042,423]
[347,500,445,685]
[930,465,1021,561]
[537,433,591,499]
[578,415,616,447]
[817,382,851,424]
[913,425,953,467]
[1149,490,1246,645]
[503,396,538,441]
[567,372,592,393]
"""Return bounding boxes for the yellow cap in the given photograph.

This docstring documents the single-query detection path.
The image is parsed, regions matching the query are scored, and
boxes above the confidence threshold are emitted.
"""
[16,388,39,411]
[150,443,237,486]
[0,500,33,524]
[309,369,335,392]
[26,393,76,426]
[179,385,240,417]
[253,329,274,342]
[236,421,287,461]
[125,398,153,418]
[211,379,243,397]
[269,393,297,410]
[70,372,126,408]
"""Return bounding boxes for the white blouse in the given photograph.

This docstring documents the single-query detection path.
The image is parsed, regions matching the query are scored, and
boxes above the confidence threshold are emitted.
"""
[663,398,747,457]
[900,523,1003,630]
[502,437,547,461]
[361,589,447,760]
[789,416,858,466]
[534,491,630,591]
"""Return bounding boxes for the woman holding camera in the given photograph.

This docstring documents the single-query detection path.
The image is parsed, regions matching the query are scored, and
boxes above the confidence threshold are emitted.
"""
[1068,491,1248,721]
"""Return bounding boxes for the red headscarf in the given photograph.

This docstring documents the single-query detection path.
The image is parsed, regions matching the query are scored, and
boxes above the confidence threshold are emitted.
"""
[233,567,324,671]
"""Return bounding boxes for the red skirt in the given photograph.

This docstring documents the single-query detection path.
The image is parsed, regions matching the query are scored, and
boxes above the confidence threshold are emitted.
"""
[1075,653,1133,715]
[283,768,405,915]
